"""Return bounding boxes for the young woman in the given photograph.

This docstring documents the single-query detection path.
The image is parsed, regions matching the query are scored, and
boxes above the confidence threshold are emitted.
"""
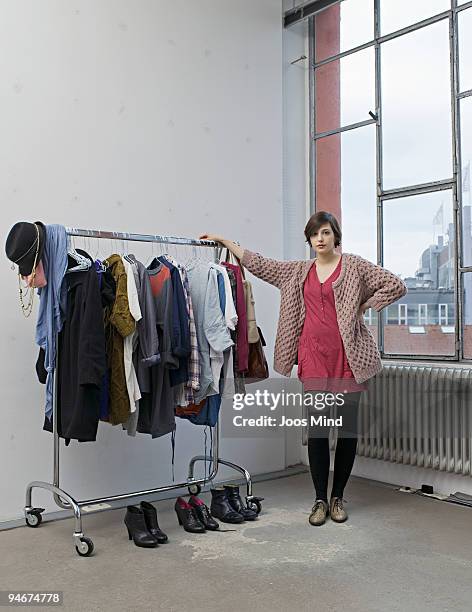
[199,211,407,526]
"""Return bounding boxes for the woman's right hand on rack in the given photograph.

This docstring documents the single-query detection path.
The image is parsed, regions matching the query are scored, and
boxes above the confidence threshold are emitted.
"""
[199,233,224,243]
[198,234,245,261]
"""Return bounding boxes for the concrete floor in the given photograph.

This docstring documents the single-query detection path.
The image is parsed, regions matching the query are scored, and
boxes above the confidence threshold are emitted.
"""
[1,472,471,612]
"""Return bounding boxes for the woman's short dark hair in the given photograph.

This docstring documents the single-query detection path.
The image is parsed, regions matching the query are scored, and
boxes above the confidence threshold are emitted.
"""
[304,211,342,248]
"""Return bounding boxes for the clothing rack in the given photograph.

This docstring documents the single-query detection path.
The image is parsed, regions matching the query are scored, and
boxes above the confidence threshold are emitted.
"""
[24,227,262,557]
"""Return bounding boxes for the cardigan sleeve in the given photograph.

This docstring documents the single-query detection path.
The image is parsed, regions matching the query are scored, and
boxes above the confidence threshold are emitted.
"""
[241,249,300,289]
[356,256,408,312]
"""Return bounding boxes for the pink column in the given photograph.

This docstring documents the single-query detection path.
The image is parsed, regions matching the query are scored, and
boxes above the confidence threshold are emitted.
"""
[314,5,341,228]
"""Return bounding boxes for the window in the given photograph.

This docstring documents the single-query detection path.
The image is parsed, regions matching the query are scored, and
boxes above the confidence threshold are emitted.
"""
[460,96,472,268]
[382,191,455,356]
[381,20,452,189]
[464,273,472,358]
[439,303,448,325]
[418,304,428,325]
[309,0,469,361]
[315,48,375,134]
[458,8,472,92]
[315,0,374,63]
[399,303,407,325]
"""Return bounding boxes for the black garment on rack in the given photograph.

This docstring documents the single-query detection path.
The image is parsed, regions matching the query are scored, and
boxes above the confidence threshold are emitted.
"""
[157,256,191,387]
[43,253,106,442]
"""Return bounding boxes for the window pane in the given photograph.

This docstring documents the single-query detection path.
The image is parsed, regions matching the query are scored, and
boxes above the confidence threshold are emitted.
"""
[459,8,472,93]
[460,97,472,267]
[381,0,449,35]
[464,273,472,358]
[381,21,452,189]
[315,125,376,262]
[315,0,374,63]
[383,191,456,356]
[315,47,374,134]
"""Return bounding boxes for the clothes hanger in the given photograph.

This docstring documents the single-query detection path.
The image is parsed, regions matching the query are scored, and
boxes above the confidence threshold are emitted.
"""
[67,236,92,273]
[182,244,200,269]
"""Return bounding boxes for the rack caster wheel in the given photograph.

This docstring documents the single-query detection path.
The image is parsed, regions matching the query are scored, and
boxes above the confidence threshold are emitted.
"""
[75,537,94,557]
[246,498,263,515]
[25,508,44,528]
[188,483,201,495]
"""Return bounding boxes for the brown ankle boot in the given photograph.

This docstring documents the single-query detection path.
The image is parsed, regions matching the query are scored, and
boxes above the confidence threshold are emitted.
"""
[329,496,348,523]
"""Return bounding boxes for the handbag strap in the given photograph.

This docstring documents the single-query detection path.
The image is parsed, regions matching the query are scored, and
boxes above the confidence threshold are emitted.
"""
[257,326,266,347]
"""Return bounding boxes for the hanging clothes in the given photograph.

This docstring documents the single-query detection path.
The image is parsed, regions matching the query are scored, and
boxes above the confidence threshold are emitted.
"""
[185,261,233,405]
[123,255,160,437]
[43,253,106,442]
[122,257,142,413]
[35,224,68,421]
[221,261,248,372]
[163,254,200,407]
[137,259,178,438]
[156,256,191,387]
[224,267,246,395]
[96,260,116,422]
[103,254,135,425]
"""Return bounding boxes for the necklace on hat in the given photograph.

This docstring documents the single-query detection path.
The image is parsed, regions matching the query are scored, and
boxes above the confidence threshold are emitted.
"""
[17,223,40,318]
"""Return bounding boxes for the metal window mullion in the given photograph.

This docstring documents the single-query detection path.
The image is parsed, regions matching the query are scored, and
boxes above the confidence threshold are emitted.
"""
[381,179,455,200]
[451,0,464,359]
[384,353,460,361]
[379,10,451,44]
[314,118,376,140]
[374,0,384,355]
[314,39,375,69]
[309,16,316,219]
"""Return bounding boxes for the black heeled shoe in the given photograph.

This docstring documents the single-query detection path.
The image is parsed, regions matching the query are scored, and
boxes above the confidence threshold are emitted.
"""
[140,501,168,543]
[224,485,258,521]
[174,497,206,533]
[124,506,159,548]
[188,495,219,531]
[210,487,244,524]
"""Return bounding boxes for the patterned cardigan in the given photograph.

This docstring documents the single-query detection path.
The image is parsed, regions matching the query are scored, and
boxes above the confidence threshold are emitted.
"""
[240,249,408,384]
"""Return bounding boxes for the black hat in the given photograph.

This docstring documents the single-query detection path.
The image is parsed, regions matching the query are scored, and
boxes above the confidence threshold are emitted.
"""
[5,221,46,276]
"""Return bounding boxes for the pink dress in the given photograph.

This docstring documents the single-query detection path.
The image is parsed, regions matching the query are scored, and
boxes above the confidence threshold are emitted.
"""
[297,255,368,393]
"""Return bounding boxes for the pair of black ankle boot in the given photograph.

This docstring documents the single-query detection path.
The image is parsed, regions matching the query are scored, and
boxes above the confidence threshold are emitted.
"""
[174,495,220,533]
[124,501,168,548]
[210,485,258,523]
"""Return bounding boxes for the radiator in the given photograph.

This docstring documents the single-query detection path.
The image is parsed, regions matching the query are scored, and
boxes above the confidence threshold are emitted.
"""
[354,365,472,476]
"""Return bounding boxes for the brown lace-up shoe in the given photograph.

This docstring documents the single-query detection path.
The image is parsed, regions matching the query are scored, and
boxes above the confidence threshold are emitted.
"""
[329,496,348,523]
[309,499,329,526]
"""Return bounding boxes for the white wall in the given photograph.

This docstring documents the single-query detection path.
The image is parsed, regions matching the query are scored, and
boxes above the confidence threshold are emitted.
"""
[0,0,285,522]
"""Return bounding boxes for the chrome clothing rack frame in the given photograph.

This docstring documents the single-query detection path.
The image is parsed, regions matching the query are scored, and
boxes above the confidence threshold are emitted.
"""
[24,227,262,557]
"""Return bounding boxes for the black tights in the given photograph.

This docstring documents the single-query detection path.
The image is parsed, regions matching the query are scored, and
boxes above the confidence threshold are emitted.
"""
[306,391,362,501]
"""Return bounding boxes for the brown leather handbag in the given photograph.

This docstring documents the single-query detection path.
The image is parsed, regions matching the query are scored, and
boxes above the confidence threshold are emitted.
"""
[246,326,269,383]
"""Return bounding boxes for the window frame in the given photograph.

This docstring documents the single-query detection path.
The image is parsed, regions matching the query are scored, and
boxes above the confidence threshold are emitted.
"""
[307,0,472,363]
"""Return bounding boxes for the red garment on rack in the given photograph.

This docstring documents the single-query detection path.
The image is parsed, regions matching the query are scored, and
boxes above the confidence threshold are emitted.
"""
[221,261,248,372]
